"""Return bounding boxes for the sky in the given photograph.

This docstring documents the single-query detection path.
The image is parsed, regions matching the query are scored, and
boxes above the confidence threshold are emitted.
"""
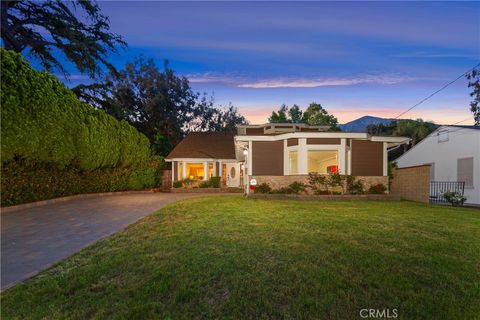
[65,1,480,125]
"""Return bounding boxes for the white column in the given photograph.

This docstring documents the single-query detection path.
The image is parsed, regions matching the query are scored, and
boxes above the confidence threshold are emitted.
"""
[299,138,308,174]
[171,164,175,186]
[339,138,346,174]
[283,139,288,175]
[182,161,187,179]
[203,161,208,180]
[383,142,388,176]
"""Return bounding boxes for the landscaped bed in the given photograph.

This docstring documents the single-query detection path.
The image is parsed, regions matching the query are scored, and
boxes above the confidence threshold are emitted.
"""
[2,197,479,319]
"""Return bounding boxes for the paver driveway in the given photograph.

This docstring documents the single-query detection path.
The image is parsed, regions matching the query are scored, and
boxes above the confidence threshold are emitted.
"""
[1,192,232,290]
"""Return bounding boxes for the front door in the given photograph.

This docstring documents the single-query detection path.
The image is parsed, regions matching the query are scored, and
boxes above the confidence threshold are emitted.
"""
[226,163,240,187]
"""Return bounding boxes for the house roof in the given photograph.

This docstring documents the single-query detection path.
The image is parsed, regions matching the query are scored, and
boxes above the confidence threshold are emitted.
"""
[444,125,480,130]
[166,132,236,160]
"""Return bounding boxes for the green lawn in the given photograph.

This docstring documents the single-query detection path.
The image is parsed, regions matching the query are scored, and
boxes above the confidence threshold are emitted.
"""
[2,197,479,319]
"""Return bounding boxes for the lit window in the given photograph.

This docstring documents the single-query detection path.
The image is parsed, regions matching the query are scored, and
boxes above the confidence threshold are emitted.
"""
[307,150,338,174]
[289,151,298,174]
[178,162,183,180]
[208,162,214,178]
[186,163,205,180]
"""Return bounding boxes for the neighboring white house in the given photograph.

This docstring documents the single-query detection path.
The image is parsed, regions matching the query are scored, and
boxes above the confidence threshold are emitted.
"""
[396,125,480,205]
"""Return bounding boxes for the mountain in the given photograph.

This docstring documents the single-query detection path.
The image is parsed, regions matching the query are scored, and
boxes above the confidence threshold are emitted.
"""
[339,116,396,132]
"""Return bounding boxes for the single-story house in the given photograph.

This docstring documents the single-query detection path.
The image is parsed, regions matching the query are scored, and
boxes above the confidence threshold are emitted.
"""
[397,125,479,205]
[165,123,410,191]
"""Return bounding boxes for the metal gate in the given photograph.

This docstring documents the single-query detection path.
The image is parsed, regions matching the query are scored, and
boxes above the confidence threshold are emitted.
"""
[429,181,465,204]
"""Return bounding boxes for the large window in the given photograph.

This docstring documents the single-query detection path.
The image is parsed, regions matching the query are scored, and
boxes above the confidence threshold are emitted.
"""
[289,151,298,174]
[178,162,183,180]
[186,163,205,180]
[307,150,338,174]
[208,162,214,178]
[457,157,473,188]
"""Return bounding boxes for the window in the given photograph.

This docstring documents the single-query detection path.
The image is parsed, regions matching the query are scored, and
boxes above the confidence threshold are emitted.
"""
[208,162,214,178]
[438,130,449,143]
[289,151,298,174]
[186,163,205,180]
[221,163,227,185]
[307,150,338,174]
[457,157,474,188]
[178,162,183,180]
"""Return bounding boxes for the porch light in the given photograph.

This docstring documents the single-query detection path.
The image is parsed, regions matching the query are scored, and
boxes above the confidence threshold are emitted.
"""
[243,149,248,156]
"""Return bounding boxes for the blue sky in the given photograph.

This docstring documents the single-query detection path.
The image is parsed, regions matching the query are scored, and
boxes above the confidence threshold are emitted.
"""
[65,1,479,124]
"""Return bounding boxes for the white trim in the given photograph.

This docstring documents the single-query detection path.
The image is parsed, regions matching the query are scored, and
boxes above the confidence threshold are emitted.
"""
[299,138,308,174]
[203,162,208,180]
[283,139,288,175]
[182,161,186,179]
[339,138,346,174]
[347,141,352,175]
[236,132,369,142]
[165,158,237,162]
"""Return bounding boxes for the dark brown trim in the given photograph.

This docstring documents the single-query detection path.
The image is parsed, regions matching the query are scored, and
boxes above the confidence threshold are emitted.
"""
[306,138,340,145]
[287,138,298,146]
[252,141,284,175]
[215,161,220,176]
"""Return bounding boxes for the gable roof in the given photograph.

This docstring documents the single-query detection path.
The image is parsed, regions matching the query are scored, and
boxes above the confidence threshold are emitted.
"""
[166,132,236,160]
[445,125,480,130]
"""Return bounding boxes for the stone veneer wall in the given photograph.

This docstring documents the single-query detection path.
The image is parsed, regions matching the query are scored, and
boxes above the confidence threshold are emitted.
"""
[250,175,388,194]
[390,165,431,203]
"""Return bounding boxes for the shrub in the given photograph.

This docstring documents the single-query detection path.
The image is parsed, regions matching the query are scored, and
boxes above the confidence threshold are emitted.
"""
[209,176,221,188]
[308,173,329,194]
[287,181,307,194]
[0,50,157,205]
[254,182,272,194]
[181,178,195,188]
[0,49,150,170]
[0,160,159,206]
[346,176,364,194]
[198,181,211,188]
[172,181,183,188]
[368,183,387,194]
[443,191,467,206]
[271,187,292,194]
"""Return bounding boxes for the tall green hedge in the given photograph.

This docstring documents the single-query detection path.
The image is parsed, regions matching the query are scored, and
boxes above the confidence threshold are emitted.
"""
[1,49,150,170]
[1,49,160,206]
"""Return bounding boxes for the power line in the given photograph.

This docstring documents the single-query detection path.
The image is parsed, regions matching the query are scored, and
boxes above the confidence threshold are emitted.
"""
[393,62,480,119]
[451,117,472,125]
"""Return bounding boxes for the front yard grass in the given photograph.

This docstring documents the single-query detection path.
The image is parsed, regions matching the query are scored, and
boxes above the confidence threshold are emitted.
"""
[2,197,479,319]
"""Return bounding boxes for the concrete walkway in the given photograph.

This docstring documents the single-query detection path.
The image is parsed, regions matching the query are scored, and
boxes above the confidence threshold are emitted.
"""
[1,192,233,290]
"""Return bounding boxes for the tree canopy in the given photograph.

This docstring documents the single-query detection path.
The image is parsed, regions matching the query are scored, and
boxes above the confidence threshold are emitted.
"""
[1,0,125,78]
[466,68,480,125]
[73,57,247,156]
[268,103,340,130]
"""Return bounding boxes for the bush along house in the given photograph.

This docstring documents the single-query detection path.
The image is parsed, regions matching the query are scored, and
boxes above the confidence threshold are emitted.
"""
[165,123,410,193]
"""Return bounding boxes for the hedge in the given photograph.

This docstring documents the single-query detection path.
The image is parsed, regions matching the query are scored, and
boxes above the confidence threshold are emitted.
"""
[1,49,160,206]
[1,49,150,170]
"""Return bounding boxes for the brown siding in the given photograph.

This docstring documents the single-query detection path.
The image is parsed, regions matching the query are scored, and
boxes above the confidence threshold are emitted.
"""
[351,140,383,176]
[287,138,298,146]
[173,161,178,182]
[245,127,265,135]
[215,162,220,177]
[252,141,284,175]
[306,138,340,145]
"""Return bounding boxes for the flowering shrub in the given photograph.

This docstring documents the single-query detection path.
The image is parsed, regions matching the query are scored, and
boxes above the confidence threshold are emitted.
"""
[443,191,467,206]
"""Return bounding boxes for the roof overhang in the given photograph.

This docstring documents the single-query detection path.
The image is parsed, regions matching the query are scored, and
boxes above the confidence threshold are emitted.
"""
[235,132,369,141]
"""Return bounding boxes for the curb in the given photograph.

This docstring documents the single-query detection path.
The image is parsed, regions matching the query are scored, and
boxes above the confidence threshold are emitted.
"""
[1,190,157,214]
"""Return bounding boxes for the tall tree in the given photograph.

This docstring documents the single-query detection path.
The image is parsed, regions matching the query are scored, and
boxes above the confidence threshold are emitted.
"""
[288,104,303,123]
[302,102,340,131]
[74,57,247,155]
[268,104,289,123]
[1,0,125,78]
[466,68,480,125]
